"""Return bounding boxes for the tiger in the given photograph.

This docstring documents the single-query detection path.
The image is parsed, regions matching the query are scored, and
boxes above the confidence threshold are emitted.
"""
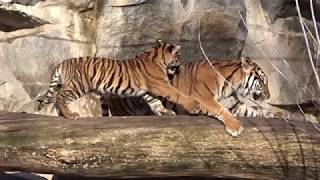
[38,39,244,137]
[37,39,202,120]
[102,56,288,120]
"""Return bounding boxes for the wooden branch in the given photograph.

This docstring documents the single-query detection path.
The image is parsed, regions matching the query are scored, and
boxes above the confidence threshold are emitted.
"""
[0,111,319,179]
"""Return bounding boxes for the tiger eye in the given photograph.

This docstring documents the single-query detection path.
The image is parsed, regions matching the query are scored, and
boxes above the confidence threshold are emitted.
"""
[167,45,175,53]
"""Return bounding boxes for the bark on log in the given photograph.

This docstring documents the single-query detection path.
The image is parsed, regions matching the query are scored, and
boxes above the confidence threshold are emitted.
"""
[0,111,319,179]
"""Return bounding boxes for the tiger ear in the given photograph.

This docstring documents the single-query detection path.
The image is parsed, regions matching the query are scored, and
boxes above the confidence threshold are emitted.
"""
[156,38,164,47]
[241,56,254,73]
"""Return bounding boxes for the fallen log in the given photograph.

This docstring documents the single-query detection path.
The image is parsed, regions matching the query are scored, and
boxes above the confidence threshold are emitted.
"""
[0,111,319,179]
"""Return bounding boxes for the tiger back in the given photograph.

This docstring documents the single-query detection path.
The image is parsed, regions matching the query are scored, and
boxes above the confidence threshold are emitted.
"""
[37,39,201,120]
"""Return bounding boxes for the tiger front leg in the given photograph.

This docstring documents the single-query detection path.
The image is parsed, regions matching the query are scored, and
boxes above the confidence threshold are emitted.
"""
[149,83,200,114]
[55,88,81,120]
[200,100,244,137]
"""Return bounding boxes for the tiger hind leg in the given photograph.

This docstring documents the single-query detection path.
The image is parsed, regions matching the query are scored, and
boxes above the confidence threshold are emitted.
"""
[55,87,82,120]
[37,70,61,111]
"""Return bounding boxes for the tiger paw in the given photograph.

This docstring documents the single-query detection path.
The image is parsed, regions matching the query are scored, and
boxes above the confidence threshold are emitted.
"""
[152,106,176,116]
[223,115,244,137]
[161,109,176,115]
[183,99,201,114]
[225,123,244,137]
[64,112,80,120]
[152,108,176,116]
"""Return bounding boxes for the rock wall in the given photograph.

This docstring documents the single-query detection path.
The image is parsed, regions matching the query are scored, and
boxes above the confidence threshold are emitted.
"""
[0,0,319,117]
[0,0,98,116]
[243,0,320,104]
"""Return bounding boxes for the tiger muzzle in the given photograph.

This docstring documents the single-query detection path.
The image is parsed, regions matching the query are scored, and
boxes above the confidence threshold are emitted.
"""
[253,91,270,102]
[167,60,182,75]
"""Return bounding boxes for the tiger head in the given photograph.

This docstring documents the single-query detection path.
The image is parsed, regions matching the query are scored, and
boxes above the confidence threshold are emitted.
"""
[240,56,270,102]
[154,39,182,75]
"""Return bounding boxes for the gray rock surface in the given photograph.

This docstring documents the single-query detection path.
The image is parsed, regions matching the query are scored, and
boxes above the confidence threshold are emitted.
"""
[0,0,319,116]
[96,0,246,61]
[242,0,319,104]
[0,0,97,117]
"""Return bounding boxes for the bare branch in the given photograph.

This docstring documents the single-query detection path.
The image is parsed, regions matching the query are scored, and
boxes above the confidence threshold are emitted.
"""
[312,123,320,132]
[295,0,320,93]
[303,21,319,46]
[310,0,320,45]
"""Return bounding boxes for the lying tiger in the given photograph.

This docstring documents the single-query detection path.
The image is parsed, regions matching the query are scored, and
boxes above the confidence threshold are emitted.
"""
[38,39,244,137]
[102,57,287,119]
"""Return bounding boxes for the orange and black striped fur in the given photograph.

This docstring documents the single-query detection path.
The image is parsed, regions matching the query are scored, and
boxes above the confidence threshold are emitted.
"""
[162,57,272,116]
[102,57,278,136]
[37,39,201,120]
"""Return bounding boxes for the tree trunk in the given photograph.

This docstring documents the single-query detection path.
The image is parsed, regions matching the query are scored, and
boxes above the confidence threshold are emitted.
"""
[0,111,319,179]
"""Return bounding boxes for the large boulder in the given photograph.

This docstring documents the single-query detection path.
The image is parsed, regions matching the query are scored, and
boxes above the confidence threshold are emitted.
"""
[96,0,246,60]
[0,0,99,117]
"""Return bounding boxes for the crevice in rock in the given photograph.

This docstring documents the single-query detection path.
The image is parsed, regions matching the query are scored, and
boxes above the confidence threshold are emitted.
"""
[0,8,48,32]
[107,0,147,7]
[261,0,320,23]
[279,0,320,20]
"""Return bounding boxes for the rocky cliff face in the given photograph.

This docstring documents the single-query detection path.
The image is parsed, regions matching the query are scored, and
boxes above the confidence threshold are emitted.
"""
[0,0,319,117]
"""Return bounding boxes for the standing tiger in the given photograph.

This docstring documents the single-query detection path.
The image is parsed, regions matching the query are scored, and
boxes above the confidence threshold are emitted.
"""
[38,39,244,137]
[103,57,287,119]
[37,39,201,120]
